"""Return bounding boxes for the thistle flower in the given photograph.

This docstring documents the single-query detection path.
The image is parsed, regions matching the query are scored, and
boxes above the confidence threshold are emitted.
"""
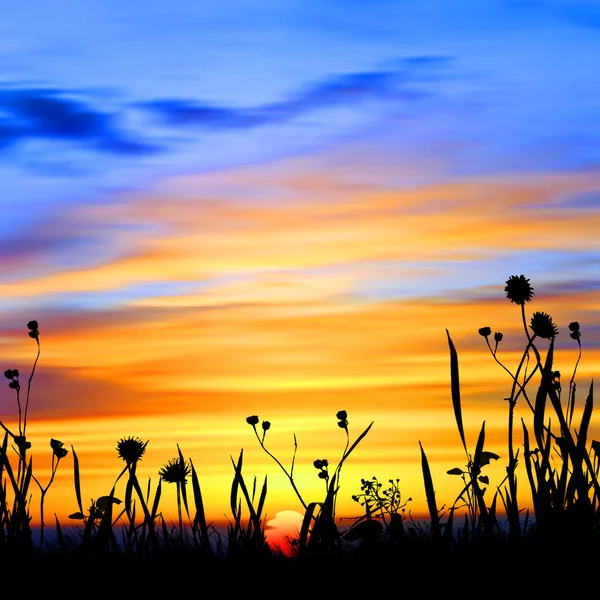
[505,275,534,305]
[494,332,503,343]
[117,436,148,465]
[261,421,271,432]
[479,327,492,338]
[529,311,559,339]
[50,438,68,459]
[246,415,259,426]
[159,456,191,484]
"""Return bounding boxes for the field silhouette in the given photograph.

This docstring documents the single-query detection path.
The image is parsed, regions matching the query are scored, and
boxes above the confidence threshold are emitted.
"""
[1,275,598,587]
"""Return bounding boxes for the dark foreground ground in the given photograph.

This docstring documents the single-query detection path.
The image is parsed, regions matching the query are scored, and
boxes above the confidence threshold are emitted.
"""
[6,542,597,597]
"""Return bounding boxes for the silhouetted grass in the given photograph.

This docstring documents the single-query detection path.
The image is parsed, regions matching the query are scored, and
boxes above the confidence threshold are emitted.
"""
[1,274,599,577]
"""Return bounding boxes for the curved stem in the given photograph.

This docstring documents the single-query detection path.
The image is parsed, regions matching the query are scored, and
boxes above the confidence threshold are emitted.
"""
[252,426,307,511]
[23,337,40,438]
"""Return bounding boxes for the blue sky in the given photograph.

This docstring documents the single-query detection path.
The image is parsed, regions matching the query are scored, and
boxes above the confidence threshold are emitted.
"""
[2,1,599,204]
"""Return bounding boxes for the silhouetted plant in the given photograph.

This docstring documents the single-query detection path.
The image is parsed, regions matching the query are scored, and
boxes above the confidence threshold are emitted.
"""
[0,321,67,553]
[246,410,373,557]
[31,438,68,549]
[226,449,270,559]
[424,275,600,557]
[343,477,412,551]
[159,445,191,538]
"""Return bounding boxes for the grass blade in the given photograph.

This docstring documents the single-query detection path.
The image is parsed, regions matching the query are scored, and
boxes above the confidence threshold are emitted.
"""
[419,441,440,539]
[577,381,594,452]
[71,445,83,516]
[446,330,466,453]
[190,459,210,547]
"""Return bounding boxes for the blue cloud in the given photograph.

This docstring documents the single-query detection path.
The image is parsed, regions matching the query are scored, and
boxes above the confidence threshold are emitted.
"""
[0,88,160,155]
[143,101,263,129]
[141,58,449,130]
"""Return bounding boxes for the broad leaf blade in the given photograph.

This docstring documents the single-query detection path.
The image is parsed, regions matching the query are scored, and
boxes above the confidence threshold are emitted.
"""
[446,330,466,453]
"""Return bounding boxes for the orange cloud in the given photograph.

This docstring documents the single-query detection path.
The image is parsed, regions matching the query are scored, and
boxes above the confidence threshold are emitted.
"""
[1,146,599,529]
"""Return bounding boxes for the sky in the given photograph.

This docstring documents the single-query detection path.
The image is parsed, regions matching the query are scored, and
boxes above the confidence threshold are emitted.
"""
[1,0,600,545]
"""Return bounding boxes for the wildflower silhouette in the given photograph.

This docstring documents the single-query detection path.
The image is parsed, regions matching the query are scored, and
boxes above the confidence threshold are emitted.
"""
[569,321,581,341]
[504,274,534,305]
[530,311,559,339]
[117,436,148,465]
[247,410,373,556]
[160,446,191,535]
[347,476,412,545]
[246,413,307,510]
[0,320,66,551]
[33,437,69,548]
[336,410,348,431]
[160,456,191,484]
[50,438,68,459]
[462,275,599,549]
[314,459,330,485]
[27,320,39,339]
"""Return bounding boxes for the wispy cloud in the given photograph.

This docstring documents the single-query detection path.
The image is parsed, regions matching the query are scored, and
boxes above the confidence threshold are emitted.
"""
[142,59,448,130]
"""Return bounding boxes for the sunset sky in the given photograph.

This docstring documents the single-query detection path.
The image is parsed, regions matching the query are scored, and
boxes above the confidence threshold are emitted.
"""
[1,1,600,542]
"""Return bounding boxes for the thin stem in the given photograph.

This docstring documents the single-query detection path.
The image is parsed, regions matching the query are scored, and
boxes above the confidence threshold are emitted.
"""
[32,454,62,550]
[23,337,40,438]
[251,425,307,511]
[567,339,582,428]
[177,483,183,537]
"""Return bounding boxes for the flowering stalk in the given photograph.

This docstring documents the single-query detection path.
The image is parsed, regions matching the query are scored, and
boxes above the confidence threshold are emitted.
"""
[32,438,68,549]
[246,416,307,511]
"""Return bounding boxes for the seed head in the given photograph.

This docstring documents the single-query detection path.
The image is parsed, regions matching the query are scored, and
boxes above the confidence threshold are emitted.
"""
[159,456,191,484]
[117,436,148,465]
[504,275,534,305]
[529,311,559,339]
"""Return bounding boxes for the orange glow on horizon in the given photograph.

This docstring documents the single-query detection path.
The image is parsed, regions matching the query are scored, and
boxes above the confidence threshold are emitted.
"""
[1,148,599,533]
